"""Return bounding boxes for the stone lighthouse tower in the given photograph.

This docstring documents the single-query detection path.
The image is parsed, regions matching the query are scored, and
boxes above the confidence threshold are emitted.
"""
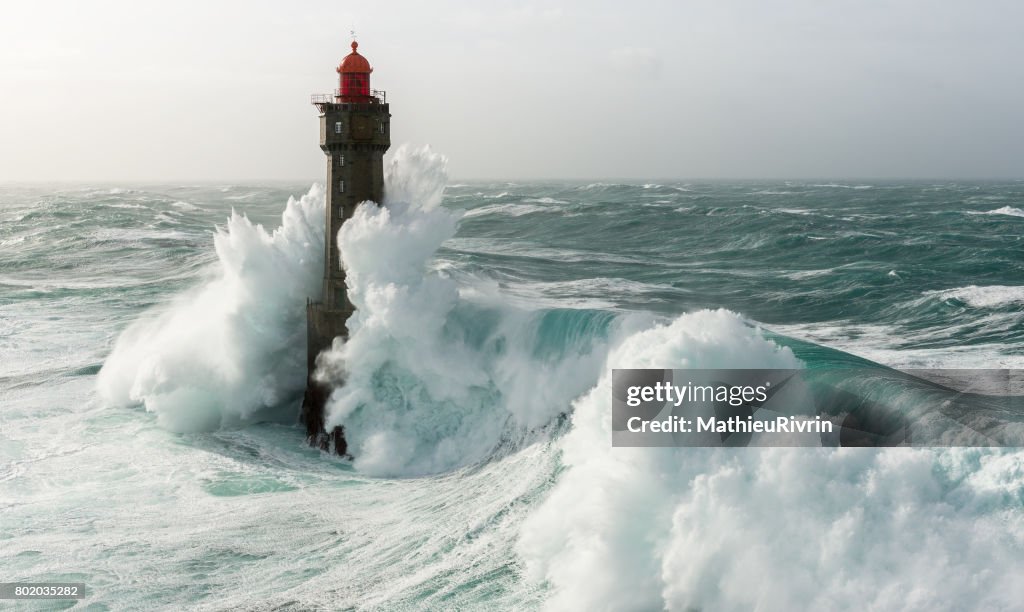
[302,40,391,454]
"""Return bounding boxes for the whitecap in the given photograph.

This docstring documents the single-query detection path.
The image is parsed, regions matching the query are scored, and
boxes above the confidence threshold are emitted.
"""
[522,197,568,205]
[969,206,1024,218]
[924,285,1024,308]
[462,203,549,218]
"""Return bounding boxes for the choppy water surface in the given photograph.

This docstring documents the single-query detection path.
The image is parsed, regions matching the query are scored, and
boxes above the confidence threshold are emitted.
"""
[2,167,1023,610]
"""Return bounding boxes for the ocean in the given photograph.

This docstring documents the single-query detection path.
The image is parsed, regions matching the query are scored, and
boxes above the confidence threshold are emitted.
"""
[2,147,1023,610]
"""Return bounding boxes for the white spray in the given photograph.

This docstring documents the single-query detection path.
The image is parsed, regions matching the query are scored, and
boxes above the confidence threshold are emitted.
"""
[516,309,1024,611]
[96,187,324,432]
[317,145,616,476]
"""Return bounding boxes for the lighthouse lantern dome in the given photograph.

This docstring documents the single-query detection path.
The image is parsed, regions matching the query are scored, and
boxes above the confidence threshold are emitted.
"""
[337,41,372,100]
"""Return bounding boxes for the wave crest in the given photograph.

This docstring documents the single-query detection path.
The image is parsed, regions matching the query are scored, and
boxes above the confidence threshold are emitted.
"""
[96,186,324,432]
[318,146,618,476]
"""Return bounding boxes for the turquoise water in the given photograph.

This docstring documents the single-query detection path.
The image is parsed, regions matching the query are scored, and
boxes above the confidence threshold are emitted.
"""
[447,181,1024,357]
[2,169,1023,610]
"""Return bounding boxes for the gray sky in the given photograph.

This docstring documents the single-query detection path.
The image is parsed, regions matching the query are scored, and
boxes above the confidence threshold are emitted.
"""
[2,0,1022,181]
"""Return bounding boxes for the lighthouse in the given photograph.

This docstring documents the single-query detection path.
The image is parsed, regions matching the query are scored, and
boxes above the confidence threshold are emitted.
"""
[302,40,391,454]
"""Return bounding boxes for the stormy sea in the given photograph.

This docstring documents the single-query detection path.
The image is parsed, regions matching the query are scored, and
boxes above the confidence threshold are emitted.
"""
[2,147,1023,610]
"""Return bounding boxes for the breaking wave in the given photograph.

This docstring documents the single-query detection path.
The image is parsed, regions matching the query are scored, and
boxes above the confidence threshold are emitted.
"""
[96,187,324,432]
[317,146,627,476]
[96,146,629,476]
[516,311,1024,611]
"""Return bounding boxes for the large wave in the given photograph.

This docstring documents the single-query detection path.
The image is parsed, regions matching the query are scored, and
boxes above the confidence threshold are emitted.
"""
[96,187,324,432]
[516,310,1024,611]
[96,146,622,476]
[317,146,625,476]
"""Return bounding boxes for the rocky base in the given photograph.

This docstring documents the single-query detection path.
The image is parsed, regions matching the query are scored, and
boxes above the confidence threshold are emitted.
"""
[303,299,353,457]
[300,376,349,457]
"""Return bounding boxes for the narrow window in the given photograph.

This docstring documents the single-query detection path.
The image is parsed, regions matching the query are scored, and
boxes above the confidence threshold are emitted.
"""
[339,155,345,167]
[335,121,342,134]
[338,179,345,193]
[378,121,385,134]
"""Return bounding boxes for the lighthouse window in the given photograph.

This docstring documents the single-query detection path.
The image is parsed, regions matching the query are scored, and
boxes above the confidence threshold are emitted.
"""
[338,180,346,193]
[334,122,343,134]
[378,121,385,134]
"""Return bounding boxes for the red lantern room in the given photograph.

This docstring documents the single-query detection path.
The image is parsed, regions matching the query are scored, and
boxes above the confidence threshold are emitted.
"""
[336,41,373,102]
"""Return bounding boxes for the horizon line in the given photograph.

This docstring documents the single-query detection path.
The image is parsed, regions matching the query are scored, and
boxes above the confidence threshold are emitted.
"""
[2,176,1023,185]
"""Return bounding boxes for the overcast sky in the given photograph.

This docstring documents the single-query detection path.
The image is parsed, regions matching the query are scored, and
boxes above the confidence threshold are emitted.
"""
[2,0,1022,181]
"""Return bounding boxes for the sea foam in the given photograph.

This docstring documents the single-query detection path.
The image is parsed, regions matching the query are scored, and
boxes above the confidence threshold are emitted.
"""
[924,284,1024,308]
[96,187,324,432]
[516,309,1024,612]
[317,146,619,476]
[973,205,1024,218]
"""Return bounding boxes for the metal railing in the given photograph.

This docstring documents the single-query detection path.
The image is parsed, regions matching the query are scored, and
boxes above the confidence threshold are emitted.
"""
[310,89,386,105]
